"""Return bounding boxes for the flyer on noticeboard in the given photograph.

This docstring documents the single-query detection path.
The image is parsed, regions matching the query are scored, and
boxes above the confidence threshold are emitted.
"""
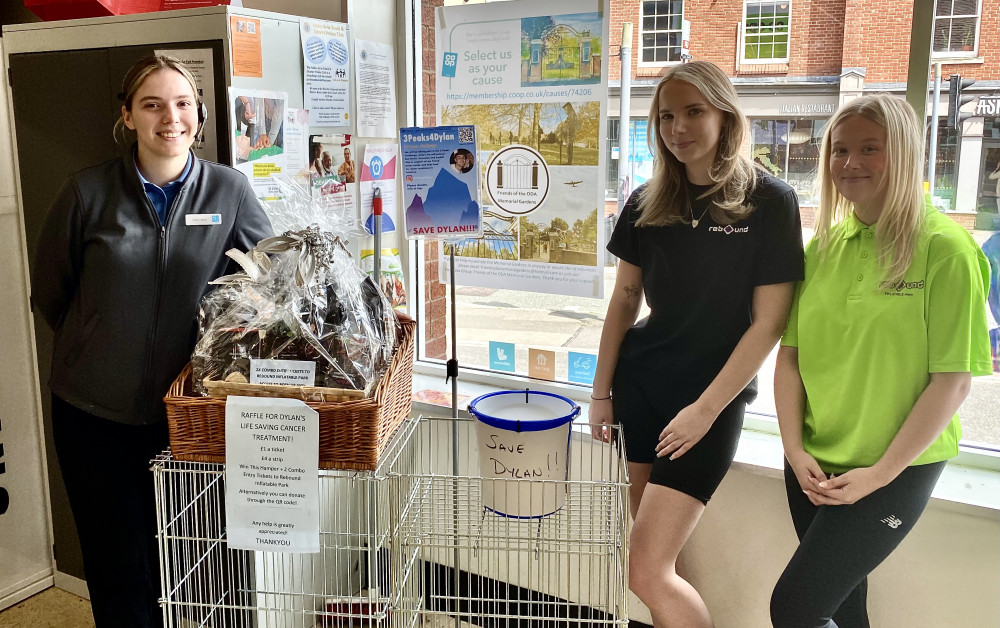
[299,19,351,128]
[309,134,358,231]
[435,0,608,299]
[360,144,398,235]
[231,87,289,201]
[400,125,483,240]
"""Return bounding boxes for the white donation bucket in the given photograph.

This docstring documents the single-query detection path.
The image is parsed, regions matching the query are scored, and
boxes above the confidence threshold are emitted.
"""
[468,390,579,518]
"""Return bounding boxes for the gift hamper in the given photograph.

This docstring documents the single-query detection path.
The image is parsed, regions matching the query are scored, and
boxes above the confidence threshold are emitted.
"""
[164,189,415,470]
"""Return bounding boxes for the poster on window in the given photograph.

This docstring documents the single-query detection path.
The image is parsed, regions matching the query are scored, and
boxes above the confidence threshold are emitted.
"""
[400,125,482,239]
[435,0,608,299]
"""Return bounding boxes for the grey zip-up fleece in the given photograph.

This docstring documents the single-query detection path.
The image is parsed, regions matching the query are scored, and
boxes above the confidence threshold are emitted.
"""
[31,147,273,425]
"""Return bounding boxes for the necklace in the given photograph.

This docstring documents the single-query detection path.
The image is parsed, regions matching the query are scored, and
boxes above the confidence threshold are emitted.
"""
[688,196,711,228]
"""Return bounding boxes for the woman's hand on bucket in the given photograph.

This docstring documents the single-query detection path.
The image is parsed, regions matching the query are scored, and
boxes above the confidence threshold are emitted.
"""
[589,398,614,442]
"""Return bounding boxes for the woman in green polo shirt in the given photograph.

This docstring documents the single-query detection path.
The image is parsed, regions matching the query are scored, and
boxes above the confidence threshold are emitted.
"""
[770,95,992,627]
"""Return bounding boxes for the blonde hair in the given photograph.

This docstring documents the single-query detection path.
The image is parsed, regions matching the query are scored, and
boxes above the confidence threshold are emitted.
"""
[815,94,925,283]
[113,55,200,147]
[636,61,757,227]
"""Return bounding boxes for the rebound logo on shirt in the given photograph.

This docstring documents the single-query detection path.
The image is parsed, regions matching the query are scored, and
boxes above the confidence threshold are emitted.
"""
[708,225,749,235]
[879,279,924,297]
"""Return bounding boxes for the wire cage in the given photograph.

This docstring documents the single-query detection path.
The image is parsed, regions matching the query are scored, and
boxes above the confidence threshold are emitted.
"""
[152,416,423,628]
[389,416,630,628]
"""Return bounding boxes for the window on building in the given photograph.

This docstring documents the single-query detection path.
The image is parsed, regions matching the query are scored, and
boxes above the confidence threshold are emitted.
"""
[750,118,823,204]
[742,1,791,63]
[933,0,980,56]
[639,0,684,64]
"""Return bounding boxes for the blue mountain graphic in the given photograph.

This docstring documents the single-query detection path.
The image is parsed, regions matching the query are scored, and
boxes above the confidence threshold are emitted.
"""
[415,169,479,228]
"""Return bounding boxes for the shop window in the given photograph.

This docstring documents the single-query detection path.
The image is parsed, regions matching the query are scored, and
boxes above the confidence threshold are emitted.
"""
[639,0,684,65]
[408,0,1000,454]
[933,0,980,57]
[924,122,959,209]
[606,118,656,200]
[979,143,1000,222]
[606,119,619,200]
[742,1,791,63]
[750,118,823,204]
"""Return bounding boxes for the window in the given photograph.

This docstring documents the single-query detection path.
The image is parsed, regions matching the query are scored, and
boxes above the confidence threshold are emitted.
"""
[742,1,791,63]
[408,0,1000,455]
[933,0,980,56]
[639,0,684,65]
[605,118,655,200]
[750,118,823,204]
[924,122,960,209]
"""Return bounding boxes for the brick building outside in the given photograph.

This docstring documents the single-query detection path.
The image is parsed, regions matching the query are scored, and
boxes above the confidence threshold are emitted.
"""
[607,0,1000,229]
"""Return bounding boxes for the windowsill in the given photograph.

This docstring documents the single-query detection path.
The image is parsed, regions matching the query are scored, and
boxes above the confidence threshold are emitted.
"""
[738,61,789,71]
[410,368,1000,517]
[931,55,984,65]
[636,60,681,69]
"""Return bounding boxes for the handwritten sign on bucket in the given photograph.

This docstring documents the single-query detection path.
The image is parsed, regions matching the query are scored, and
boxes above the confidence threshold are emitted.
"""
[482,432,564,480]
[468,390,579,518]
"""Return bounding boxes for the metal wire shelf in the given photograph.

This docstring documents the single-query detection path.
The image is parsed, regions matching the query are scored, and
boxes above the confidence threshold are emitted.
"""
[153,414,629,628]
[153,416,423,628]
[390,416,630,628]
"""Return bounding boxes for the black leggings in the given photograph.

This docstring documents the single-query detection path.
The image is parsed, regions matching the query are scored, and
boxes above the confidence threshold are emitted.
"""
[770,460,945,628]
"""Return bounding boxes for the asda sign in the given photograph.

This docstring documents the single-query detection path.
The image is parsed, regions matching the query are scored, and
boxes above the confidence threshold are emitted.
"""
[975,96,1000,117]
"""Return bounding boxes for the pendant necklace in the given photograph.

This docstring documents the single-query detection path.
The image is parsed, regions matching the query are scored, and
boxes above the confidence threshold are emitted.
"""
[689,197,711,229]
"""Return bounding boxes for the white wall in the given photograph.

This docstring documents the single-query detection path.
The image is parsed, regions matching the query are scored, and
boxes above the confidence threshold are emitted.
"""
[0,40,55,610]
[666,467,1000,628]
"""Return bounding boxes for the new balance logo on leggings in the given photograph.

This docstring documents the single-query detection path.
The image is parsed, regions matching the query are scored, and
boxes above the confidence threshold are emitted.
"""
[881,515,903,529]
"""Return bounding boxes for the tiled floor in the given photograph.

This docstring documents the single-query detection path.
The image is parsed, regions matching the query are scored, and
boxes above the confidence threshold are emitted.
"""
[0,587,95,628]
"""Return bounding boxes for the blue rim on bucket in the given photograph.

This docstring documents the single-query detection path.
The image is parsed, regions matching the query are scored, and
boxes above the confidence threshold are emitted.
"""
[468,390,580,432]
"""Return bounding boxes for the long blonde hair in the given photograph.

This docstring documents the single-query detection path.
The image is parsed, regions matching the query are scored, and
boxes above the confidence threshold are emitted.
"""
[815,94,925,283]
[113,55,200,147]
[636,61,757,227]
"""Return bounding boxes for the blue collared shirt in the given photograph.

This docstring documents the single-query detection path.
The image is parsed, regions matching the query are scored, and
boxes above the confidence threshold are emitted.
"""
[136,153,193,225]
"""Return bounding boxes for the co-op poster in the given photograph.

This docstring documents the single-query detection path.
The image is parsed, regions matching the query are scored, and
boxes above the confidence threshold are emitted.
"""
[435,0,608,299]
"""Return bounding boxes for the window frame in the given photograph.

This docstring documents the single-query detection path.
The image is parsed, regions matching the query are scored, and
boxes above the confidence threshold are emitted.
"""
[740,0,792,65]
[637,0,685,68]
[931,0,982,59]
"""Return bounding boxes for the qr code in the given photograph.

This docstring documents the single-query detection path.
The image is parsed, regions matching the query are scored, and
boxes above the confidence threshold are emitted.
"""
[458,126,475,144]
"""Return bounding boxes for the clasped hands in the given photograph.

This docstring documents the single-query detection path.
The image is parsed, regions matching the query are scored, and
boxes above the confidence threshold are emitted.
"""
[787,449,889,506]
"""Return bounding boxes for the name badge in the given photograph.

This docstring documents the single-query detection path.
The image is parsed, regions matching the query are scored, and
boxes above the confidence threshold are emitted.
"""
[186,213,222,226]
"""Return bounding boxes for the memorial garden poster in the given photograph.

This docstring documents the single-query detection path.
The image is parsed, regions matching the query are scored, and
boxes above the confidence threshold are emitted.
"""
[435,0,609,299]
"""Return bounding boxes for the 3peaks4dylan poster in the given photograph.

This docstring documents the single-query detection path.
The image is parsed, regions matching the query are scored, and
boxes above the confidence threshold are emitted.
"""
[400,125,483,240]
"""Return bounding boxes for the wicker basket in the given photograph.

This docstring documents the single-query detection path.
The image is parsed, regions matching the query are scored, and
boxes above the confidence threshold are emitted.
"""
[164,316,415,471]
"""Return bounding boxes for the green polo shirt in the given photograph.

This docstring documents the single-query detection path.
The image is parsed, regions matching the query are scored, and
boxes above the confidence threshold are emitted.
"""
[782,206,992,474]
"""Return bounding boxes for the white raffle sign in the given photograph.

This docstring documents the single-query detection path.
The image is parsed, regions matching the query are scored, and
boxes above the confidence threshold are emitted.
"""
[225,396,320,553]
